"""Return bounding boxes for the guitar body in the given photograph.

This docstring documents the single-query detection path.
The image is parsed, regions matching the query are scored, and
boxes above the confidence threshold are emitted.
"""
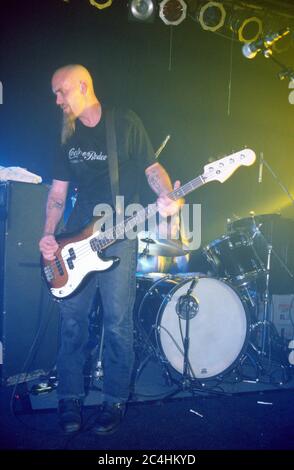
[41,218,119,299]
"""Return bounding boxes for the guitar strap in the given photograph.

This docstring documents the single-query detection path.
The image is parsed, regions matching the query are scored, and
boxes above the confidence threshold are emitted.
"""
[105,108,123,215]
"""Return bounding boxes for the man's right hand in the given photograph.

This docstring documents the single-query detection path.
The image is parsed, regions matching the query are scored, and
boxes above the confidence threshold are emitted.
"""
[39,234,59,261]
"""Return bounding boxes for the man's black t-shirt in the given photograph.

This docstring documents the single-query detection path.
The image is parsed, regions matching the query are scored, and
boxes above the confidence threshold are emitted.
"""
[52,108,155,230]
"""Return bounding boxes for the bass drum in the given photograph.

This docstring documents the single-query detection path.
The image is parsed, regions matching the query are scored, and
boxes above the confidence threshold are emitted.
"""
[135,274,250,380]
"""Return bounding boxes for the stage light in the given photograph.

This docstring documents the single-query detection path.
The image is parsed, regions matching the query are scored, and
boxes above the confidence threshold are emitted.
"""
[159,0,187,26]
[128,0,156,22]
[230,14,263,43]
[198,1,226,32]
[89,0,113,10]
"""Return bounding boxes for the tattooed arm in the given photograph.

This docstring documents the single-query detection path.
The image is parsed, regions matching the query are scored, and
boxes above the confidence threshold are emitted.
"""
[145,162,183,217]
[39,179,69,260]
[145,162,173,196]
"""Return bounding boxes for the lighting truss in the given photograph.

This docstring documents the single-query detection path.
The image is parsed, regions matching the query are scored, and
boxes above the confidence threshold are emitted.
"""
[159,0,187,26]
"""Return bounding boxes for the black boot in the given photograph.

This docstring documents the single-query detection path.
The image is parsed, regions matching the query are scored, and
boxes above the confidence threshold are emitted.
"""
[58,398,82,433]
[92,402,126,435]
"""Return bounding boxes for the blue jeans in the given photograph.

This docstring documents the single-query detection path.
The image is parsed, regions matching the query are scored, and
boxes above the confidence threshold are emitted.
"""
[57,238,137,404]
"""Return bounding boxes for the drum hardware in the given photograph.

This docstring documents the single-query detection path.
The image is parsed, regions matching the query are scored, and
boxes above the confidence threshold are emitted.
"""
[259,155,294,207]
[134,338,174,391]
[175,278,199,389]
[204,231,266,288]
[233,215,294,282]
[208,207,294,357]
[139,237,153,257]
[239,285,257,309]
[236,344,264,382]
[251,224,294,360]
[139,235,189,258]
[134,274,177,387]
[226,212,294,297]
[260,242,272,355]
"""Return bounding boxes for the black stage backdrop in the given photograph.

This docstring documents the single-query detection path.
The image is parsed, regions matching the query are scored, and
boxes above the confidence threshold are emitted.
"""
[0,0,294,246]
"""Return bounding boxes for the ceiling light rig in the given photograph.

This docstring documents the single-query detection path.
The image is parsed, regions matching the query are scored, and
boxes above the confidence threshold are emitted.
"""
[197,1,226,32]
[89,0,113,10]
[128,0,156,22]
[159,0,187,26]
[230,12,263,43]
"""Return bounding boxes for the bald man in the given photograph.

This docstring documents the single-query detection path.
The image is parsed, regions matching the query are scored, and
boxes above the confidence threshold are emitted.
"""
[39,64,182,435]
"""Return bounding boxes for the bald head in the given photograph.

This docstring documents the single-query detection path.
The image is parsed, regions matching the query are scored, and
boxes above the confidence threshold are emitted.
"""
[52,64,98,119]
[52,65,94,94]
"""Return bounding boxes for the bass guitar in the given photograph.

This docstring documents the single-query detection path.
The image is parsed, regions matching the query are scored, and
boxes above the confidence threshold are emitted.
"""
[41,149,256,299]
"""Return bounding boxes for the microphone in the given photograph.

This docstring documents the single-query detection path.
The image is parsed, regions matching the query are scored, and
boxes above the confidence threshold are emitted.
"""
[176,279,199,320]
[242,28,290,59]
[176,293,199,320]
[258,153,263,184]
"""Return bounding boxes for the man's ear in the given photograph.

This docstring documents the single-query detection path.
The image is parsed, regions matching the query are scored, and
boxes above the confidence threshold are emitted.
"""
[80,81,87,95]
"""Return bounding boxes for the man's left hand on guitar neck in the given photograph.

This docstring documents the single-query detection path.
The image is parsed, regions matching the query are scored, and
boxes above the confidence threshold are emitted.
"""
[145,162,185,218]
[156,180,184,217]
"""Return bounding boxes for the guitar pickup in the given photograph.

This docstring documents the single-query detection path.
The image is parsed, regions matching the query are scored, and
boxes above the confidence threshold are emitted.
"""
[66,247,76,270]
[68,247,76,259]
[55,257,64,276]
[44,265,54,282]
[67,259,74,270]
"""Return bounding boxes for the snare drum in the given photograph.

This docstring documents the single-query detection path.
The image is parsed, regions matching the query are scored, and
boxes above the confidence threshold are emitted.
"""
[135,274,249,380]
[205,232,265,286]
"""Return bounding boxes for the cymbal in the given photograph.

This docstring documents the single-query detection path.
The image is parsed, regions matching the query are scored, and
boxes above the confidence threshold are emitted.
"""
[228,213,281,234]
[139,237,189,257]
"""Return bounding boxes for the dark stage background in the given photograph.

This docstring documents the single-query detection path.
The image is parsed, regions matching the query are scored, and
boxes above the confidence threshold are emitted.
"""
[0,0,294,246]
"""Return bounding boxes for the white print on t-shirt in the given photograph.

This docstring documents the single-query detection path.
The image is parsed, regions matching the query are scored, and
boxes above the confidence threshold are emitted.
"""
[68,147,108,162]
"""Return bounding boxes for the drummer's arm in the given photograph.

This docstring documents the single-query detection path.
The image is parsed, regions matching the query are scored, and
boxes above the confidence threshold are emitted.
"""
[145,162,183,218]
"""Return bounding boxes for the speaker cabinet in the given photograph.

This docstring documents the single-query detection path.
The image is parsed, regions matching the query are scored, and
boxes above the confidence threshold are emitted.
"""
[0,182,59,385]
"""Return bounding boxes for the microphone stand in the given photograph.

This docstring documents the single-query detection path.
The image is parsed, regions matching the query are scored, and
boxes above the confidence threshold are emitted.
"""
[266,54,294,82]
[256,157,294,357]
[261,156,294,208]
[256,156,294,283]
[253,29,294,82]
[259,157,294,277]
[261,239,272,356]
[178,278,198,389]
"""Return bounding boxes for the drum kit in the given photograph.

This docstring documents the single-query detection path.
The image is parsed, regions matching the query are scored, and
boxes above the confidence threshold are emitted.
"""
[33,213,293,398]
[134,213,294,390]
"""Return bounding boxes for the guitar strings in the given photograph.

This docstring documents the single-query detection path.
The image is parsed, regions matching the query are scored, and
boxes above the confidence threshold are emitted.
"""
[45,152,250,281]
[46,177,204,273]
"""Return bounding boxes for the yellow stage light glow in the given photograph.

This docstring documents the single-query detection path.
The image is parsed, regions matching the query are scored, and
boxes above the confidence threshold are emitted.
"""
[89,0,113,10]
[231,15,263,43]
